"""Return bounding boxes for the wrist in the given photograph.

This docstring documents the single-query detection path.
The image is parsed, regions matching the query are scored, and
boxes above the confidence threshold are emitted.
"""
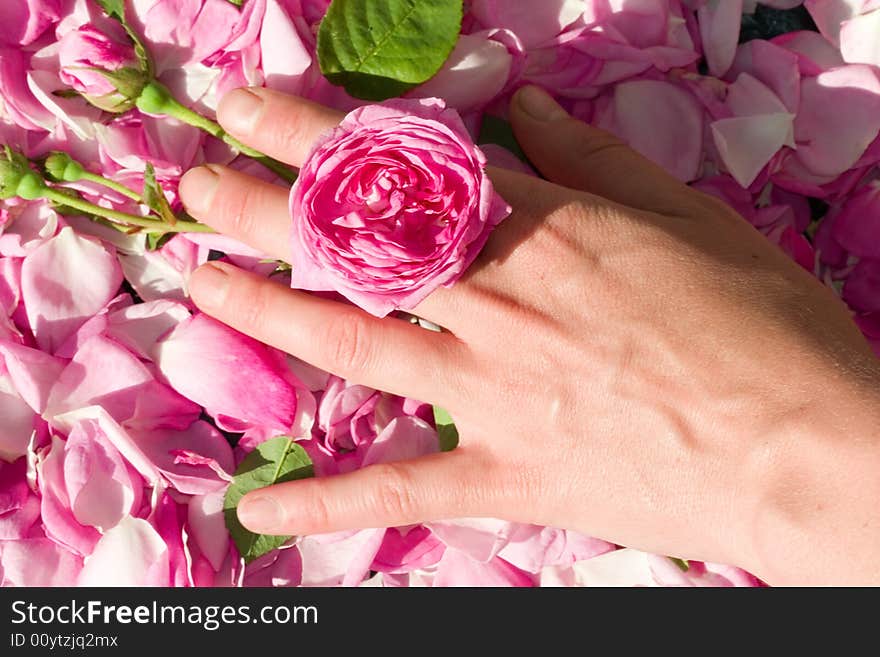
[742,364,880,585]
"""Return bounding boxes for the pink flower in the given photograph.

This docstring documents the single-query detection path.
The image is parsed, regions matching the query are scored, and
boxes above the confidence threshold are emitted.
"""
[431,549,535,587]
[0,538,82,586]
[0,0,61,47]
[698,0,745,77]
[288,98,510,317]
[132,420,234,495]
[314,375,431,462]
[37,430,134,556]
[830,180,880,259]
[497,525,615,573]
[315,376,381,453]
[410,32,518,112]
[468,0,585,49]
[0,457,41,539]
[187,490,230,572]
[77,515,170,586]
[241,545,302,587]
[371,526,445,574]
[298,528,385,587]
[710,72,796,188]
[806,0,880,66]
[594,79,706,182]
[792,65,880,179]
[58,25,139,98]
[0,372,36,462]
[647,554,763,587]
[843,259,880,313]
[20,227,123,354]
[539,548,760,587]
[128,0,267,72]
[45,335,202,431]
[155,313,305,434]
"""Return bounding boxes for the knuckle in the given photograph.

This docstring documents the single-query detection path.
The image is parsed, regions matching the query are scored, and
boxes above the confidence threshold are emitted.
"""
[295,486,332,534]
[232,277,271,333]
[272,107,314,159]
[220,182,262,238]
[368,463,417,520]
[572,126,629,164]
[323,312,373,376]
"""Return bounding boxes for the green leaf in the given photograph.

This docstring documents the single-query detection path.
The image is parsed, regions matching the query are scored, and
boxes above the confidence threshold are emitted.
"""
[224,436,314,563]
[52,89,82,99]
[317,0,463,101]
[669,557,690,572]
[94,0,126,20]
[142,163,177,226]
[130,35,153,78]
[226,0,244,5]
[478,114,528,164]
[146,232,174,251]
[433,406,459,452]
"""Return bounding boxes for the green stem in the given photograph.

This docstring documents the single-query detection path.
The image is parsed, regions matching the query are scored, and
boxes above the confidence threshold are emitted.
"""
[79,172,144,203]
[176,105,297,183]
[43,188,214,233]
[137,81,297,184]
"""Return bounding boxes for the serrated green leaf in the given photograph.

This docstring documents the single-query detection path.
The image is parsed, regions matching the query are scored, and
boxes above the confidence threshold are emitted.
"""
[478,114,528,164]
[142,162,177,226]
[224,436,314,563]
[317,0,463,101]
[433,406,459,452]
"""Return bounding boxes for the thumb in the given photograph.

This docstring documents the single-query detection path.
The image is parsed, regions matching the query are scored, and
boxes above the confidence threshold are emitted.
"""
[236,450,495,535]
[509,85,692,216]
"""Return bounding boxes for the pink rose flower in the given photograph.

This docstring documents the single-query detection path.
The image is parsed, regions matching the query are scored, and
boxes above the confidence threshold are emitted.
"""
[58,25,139,98]
[0,0,61,47]
[288,98,510,318]
[315,376,382,454]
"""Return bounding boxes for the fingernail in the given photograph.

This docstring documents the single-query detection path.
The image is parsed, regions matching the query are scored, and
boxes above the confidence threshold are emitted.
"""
[219,88,264,136]
[189,262,230,309]
[238,495,283,533]
[516,85,569,122]
[179,166,219,215]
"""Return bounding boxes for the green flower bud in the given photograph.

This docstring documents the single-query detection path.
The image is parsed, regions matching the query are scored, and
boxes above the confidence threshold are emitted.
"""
[135,80,175,115]
[16,172,47,200]
[0,149,45,201]
[0,159,22,200]
[44,151,86,183]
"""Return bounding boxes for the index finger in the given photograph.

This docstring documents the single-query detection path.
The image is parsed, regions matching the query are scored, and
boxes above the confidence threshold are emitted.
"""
[217,87,343,167]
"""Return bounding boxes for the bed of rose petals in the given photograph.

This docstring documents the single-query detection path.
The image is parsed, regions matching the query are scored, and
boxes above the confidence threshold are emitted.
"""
[1,0,878,588]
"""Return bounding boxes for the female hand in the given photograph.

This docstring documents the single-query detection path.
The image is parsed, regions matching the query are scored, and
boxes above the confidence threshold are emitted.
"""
[179,85,880,585]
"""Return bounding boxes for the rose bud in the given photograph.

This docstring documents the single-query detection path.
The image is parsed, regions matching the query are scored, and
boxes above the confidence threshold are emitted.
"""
[58,25,147,113]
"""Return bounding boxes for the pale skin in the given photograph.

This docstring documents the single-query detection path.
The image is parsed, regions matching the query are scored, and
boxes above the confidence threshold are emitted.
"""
[179,85,880,586]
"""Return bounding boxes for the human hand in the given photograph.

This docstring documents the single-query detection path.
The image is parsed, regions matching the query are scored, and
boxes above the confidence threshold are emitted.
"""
[179,85,880,585]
